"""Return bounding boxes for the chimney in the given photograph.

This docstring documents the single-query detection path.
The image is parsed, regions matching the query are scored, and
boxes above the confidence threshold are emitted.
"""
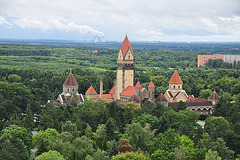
[100,82,103,98]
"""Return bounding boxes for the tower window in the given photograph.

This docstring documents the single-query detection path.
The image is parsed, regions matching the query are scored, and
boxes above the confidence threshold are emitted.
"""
[128,55,130,59]
[174,86,175,88]
[67,89,69,91]
[73,89,74,91]
[178,86,180,88]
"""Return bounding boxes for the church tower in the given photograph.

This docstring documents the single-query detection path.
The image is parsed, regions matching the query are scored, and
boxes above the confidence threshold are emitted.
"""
[115,35,135,100]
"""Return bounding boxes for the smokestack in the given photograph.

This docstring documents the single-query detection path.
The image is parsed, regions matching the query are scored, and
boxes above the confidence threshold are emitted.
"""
[100,82,103,98]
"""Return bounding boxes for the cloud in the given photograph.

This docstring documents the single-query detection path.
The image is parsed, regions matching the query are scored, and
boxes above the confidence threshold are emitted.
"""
[13,18,104,37]
[0,16,11,26]
[0,0,240,41]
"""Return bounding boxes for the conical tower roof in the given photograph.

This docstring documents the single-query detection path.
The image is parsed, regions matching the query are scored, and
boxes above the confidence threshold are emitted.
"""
[63,72,78,86]
[155,93,168,103]
[121,35,134,57]
[208,91,219,100]
[135,82,142,88]
[85,85,97,95]
[148,81,155,88]
[169,71,183,84]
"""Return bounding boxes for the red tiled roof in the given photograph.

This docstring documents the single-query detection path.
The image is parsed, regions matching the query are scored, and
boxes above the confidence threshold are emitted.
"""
[109,85,115,94]
[135,82,142,88]
[121,35,134,57]
[85,85,97,95]
[155,93,168,102]
[208,91,219,100]
[121,86,144,97]
[148,81,155,88]
[68,96,78,104]
[63,72,78,86]
[169,71,183,84]
[189,95,209,102]
[121,86,135,97]
[97,94,113,99]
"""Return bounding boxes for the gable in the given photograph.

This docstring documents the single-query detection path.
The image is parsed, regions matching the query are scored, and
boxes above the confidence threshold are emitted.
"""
[118,50,123,60]
[124,49,134,60]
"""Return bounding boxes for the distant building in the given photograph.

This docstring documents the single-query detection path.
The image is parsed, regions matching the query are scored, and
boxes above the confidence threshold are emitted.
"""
[198,54,240,67]
[49,70,84,105]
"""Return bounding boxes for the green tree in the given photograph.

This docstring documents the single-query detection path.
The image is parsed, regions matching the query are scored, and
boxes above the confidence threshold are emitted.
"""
[199,89,213,99]
[211,138,234,160]
[93,124,107,149]
[8,74,22,83]
[0,133,30,160]
[150,129,181,154]
[204,116,230,140]
[33,128,59,156]
[205,150,221,160]
[0,124,32,149]
[35,150,65,160]
[112,152,148,160]
[85,123,93,139]
[150,149,175,160]
[23,104,35,131]
[123,122,155,151]
[58,132,74,142]
[108,140,118,158]
[175,145,186,160]
[105,118,119,141]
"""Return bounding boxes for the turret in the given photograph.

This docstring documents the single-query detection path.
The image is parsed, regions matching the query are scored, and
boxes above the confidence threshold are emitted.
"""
[148,81,155,101]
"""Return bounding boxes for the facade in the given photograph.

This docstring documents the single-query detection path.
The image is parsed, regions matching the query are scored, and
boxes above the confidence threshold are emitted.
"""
[157,70,219,115]
[198,54,240,67]
[49,71,84,105]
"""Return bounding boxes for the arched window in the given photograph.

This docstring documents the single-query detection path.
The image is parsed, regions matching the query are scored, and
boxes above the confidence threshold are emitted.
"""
[73,89,74,91]
[178,86,180,88]
[128,55,130,59]
[174,86,175,89]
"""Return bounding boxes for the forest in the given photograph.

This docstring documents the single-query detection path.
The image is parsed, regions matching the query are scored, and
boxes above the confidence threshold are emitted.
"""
[0,41,240,160]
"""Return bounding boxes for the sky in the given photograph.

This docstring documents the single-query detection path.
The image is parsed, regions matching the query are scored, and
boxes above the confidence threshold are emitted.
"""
[0,0,240,42]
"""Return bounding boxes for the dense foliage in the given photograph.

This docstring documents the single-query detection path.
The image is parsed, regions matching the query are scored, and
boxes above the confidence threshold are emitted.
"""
[0,41,240,159]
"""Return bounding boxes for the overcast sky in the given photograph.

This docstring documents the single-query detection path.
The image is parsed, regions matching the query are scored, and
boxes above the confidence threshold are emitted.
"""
[0,0,240,41]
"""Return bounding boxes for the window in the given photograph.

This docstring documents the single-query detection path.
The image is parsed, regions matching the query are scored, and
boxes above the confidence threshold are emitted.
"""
[128,55,130,59]
[67,89,69,91]
[178,86,180,88]
[174,86,175,89]
[73,89,74,91]
[204,57,206,58]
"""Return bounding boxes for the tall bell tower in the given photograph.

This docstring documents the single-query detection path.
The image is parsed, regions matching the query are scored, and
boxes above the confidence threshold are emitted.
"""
[115,35,135,100]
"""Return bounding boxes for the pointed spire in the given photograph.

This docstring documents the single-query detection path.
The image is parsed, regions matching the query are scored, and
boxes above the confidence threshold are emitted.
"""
[169,71,183,84]
[148,81,155,88]
[155,93,168,103]
[63,70,78,86]
[85,85,97,95]
[208,91,219,100]
[121,35,134,57]
[135,82,142,88]
[67,95,78,104]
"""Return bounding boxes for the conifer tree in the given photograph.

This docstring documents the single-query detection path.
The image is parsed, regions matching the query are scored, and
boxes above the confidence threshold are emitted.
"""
[23,104,34,130]
[108,140,118,158]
